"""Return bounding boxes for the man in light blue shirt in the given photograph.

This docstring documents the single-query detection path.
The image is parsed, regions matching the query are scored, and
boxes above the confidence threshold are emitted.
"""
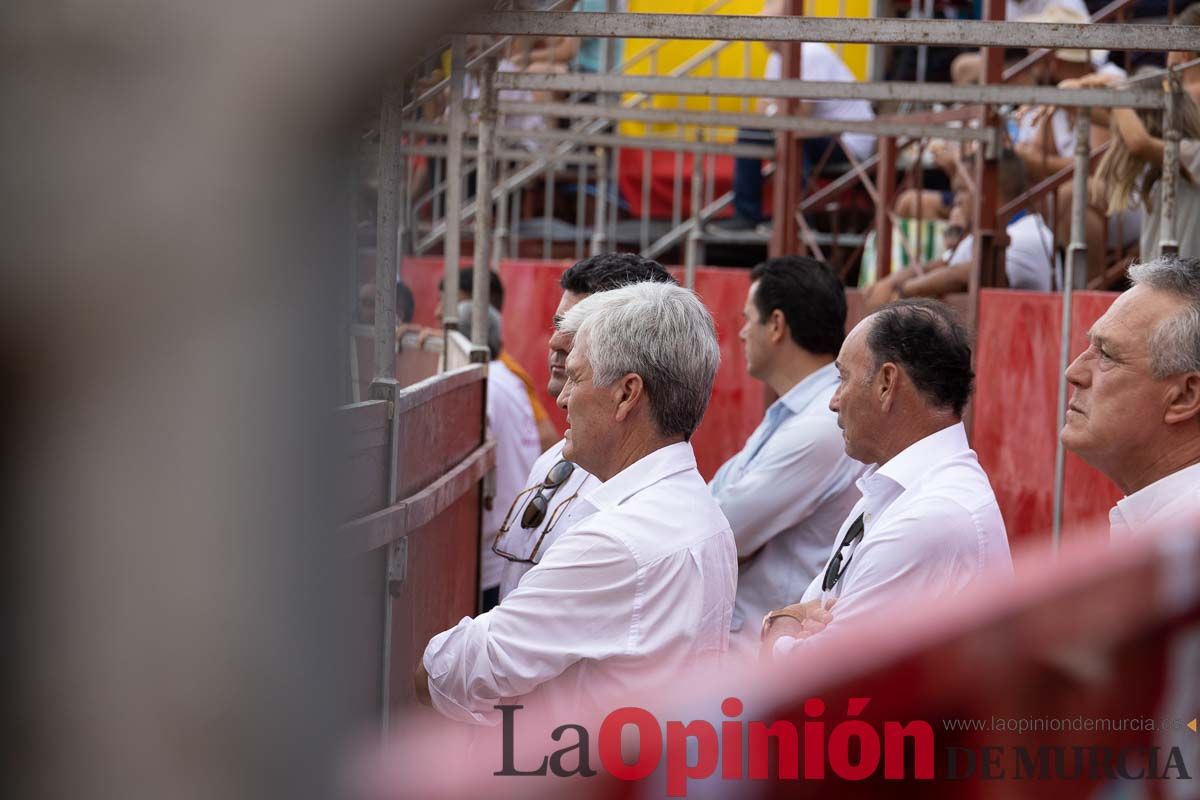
[710,256,865,656]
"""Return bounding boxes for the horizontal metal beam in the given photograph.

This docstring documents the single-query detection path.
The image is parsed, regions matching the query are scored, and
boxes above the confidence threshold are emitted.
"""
[405,120,775,158]
[460,11,1200,52]
[493,100,998,143]
[399,142,599,165]
[495,70,1165,110]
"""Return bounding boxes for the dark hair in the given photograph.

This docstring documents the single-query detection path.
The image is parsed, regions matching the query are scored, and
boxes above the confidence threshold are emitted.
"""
[396,280,415,324]
[996,149,1028,205]
[748,256,846,357]
[560,252,677,294]
[866,299,974,416]
[439,268,505,311]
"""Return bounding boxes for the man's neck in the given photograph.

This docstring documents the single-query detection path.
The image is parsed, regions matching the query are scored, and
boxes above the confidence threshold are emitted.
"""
[1118,437,1200,496]
[595,433,686,483]
[764,352,834,399]
[874,414,960,466]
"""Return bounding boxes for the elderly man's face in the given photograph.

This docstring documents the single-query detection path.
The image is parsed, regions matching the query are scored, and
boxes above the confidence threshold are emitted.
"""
[548,290,588,397]
[556,343,612,470]
[829,319,879,464]
[1061,286,1186,471]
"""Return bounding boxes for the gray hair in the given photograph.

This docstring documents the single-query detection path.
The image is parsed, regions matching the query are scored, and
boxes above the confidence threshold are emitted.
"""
[456,300,502,360]
[559,281,720,439]
[1128,256,1200,378]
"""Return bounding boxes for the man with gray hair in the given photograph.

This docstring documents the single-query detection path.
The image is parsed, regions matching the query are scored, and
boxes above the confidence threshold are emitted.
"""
[417,282,737,725]
[1061,256,1200,537]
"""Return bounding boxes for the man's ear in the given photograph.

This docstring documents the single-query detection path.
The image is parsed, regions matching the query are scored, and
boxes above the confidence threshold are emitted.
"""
[769,309,788,345]
[876,362,899,413]
[613,373,645,423]
[1164,372,1200,425]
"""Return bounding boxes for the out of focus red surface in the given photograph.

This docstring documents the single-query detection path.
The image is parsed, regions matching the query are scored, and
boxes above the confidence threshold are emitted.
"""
[972,290,1122,548]
[399,258,1123,545]
[403,256,760,480]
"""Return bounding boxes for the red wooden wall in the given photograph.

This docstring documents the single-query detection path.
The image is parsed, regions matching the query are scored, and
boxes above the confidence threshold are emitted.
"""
[399,257,1122,546]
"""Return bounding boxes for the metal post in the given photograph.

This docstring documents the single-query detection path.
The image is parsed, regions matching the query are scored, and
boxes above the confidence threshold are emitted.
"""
[492,156,509,271]
[1066,113,1091,291]
[472,57,497,352]
[443,37,467,330]
[874,137,897,280]
[685,145,703,289]
[375,83,402,382]
[591,147,609,255]
[1050,111,1092,553]
[1160,78,1182,258]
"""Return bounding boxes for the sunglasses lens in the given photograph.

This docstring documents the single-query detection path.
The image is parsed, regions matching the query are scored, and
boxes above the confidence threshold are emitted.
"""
[545,460,574,488]
[522,495,548,529]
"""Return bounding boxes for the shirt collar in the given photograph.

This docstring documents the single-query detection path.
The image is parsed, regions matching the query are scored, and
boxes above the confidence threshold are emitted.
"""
[1111,461,1200,534]
[773,362,840,416]
[864,422,970,492]
[579,441,697,512]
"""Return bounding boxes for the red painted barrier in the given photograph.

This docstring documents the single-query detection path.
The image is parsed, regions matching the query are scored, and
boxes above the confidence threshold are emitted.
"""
[398,258,1123,547]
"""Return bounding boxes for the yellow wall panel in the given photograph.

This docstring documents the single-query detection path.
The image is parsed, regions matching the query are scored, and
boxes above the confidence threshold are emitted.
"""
[619,0,872,139]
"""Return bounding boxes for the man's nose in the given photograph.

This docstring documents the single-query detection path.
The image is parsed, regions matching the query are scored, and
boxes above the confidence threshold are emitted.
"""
[1065,351,1089,388]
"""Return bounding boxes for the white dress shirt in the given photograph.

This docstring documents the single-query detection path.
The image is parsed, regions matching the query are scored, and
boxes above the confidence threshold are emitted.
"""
[496,438,599,600]
[763,46,875,161]
[481,360,543,592]
[709,363,864,655]
[950,213,1056,291]
[776,422,1013,654]
[423,441,737,725]
[1109,462,1200,539]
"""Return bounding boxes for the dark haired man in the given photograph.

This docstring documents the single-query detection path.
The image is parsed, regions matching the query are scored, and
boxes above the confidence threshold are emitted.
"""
[493,252,677,600]
[709,256,864,656]
[764,300,1012,655]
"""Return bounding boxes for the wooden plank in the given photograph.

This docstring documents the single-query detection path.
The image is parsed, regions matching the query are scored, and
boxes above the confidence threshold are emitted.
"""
[395,375,485,501]
[387,485,482,710]
[342,440,496,552]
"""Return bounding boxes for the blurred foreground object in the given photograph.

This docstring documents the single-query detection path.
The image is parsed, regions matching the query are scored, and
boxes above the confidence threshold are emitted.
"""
[1,1,484,798]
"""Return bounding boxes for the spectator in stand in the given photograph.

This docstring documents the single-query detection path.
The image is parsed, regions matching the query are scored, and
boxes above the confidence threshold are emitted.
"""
[1090,5,1200,261]
[710,257,864,657]
[950,0,1097,86]
[709,0,874,236]
[494,253,677,601]
[1060,256,1200,535]
[458,301,541,612]
[862,151,1055,305]
[434,268,560,451]
[509,0,625,77]
[863,200,971,312]
[418,282,735,725]
[762,300,1011,655]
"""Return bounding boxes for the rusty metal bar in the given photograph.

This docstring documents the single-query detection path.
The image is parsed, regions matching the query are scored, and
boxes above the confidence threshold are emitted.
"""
[375,83,403,382]
[488,101,990,142]
[1051,111,1093,553]
[874,137,897,280]
[685,145,703,289]
[591,147,609,255]
[493,71,1164,109]
[461,12,1198,52]
[443,36,467,331]
[471,58,496,353]
[1160,78,1182,258]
